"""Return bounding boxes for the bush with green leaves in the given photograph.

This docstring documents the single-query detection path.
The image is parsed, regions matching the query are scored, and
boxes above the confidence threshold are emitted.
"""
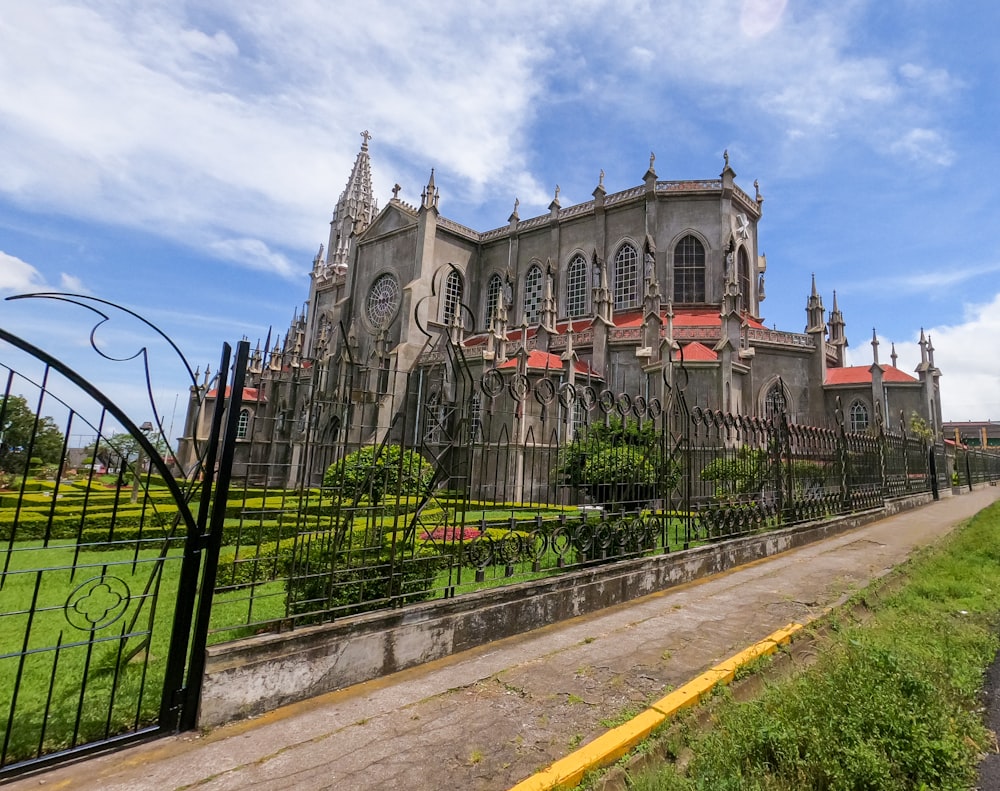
[699,445,772,500]
[558,417,677,507]
[323,444,434,506]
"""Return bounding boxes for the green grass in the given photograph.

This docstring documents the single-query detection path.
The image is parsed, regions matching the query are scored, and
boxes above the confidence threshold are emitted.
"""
[0,540,186,764]
[623,500,1000,791]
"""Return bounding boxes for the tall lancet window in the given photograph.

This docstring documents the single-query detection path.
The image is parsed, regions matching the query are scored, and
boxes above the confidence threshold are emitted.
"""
[485,273,504,328]
[442,269,463,326]
[673,235,706,303]
[764,382,787,422]
[738,247,751,312]
[613,243,639,310]
[523,264,543,324]
[566,254,588,317]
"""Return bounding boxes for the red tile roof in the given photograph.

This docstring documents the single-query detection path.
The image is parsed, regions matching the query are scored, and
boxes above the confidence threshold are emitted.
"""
[825,365,918,386]
[679,341,718,361]
[496,350,597,376]
[205,386,265,403]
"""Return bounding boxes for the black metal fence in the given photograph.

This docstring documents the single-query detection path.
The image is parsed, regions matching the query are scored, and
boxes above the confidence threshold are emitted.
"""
[0,308,246,778]
[204,350,998,643]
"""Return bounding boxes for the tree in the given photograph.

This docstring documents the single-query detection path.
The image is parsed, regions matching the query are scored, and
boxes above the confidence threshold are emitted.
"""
[323,444,434,505]
[908,412,935,444]
[0,395,65,475]
[83,430,168,476]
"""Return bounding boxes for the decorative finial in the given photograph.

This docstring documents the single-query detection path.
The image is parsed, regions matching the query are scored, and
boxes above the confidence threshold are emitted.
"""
[392,183,401,199]
[360,130,372,149]
[649,151,655,170]
[554,184,560,200]
[723,149,729,168]
[514,197,519,212]
[754,179,761,201]
[599,169,605,187]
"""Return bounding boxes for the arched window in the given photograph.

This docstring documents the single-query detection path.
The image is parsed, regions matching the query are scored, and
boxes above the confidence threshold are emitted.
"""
[442,268,463,326]
[566,254,589,317]
[673,235,706,303]
[523,264,543,324]
[468,392,483,443]
[485,273,504,327]
[236,408,250,439]
[850,400,870,432]
[764,382,787,421]
[738,247,751,313]
[613,243,639,310]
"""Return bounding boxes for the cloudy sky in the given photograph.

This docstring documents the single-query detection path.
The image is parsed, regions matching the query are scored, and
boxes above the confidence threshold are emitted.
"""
[1,0,998,438]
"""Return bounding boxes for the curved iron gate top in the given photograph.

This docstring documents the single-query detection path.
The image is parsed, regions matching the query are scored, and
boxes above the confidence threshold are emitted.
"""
[0,296,247,779]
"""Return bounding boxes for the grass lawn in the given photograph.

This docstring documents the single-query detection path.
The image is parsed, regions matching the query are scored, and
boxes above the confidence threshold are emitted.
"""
[615,499,1000,791]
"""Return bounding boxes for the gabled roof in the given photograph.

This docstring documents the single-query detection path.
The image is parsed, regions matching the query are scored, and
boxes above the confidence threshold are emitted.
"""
[496,349,599,376]
[825,365,918,386]
[679,341,718,361]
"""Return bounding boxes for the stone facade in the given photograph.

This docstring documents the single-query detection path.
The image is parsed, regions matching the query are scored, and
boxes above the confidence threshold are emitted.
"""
[177,134,944,486]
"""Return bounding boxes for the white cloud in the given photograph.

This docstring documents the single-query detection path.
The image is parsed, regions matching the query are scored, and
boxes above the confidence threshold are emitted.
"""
[0,251,46,292]
[849,293,1000,421]
[59,273,89,294]
[207,238,297,279]
[0,0,965,270]
[889,128,956,167]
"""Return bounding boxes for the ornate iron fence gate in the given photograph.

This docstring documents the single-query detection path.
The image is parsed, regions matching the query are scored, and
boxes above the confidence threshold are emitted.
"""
[0,303,248,779]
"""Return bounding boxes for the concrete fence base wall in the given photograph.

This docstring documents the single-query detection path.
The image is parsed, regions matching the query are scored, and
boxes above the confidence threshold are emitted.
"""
[199,493,931,728]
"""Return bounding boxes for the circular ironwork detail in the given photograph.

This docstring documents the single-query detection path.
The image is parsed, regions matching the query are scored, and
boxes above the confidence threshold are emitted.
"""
[366,273,400,329]
[465,535,493,570]
[509,373,529,400]
[558,382,576,409]
[481,369,505,399]
[550,525,573,557]
[616,393,632,417]
[64,575,131,632]
[632,394,647,418]
[598,390,616,414]
[581,386,598,410]
[647,398,662,419]
[534,377,556,406]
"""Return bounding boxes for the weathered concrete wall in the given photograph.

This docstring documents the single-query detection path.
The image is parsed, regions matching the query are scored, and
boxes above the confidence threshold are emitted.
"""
[199,493,932,728]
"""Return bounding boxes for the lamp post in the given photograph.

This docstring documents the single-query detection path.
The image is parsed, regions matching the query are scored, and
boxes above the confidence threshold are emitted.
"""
[130,421,154,504]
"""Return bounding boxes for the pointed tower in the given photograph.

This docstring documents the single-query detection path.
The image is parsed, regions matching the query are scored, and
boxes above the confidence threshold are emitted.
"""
[805,275,828,421]
[827,290,847,367]
[327,131,378,274]
[870,328,884,418]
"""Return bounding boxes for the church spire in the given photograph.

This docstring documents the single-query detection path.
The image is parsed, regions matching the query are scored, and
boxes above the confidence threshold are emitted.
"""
[326,131,379,274]
[805,274,824,332]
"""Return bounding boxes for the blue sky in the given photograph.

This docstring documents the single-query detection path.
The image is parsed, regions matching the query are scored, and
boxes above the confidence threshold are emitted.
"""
[1,0,999,440]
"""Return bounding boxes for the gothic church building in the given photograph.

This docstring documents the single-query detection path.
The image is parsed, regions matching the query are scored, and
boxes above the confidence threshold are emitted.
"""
[180,134,943,488]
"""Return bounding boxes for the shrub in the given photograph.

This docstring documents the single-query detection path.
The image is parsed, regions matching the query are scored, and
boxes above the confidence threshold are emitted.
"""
[323,445,434,506]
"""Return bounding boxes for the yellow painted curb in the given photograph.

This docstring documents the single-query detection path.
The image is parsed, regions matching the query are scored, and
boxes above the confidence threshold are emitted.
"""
[507,622,803,791]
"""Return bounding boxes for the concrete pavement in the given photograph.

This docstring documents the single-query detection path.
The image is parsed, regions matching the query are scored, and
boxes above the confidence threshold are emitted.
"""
[8,487,999,791]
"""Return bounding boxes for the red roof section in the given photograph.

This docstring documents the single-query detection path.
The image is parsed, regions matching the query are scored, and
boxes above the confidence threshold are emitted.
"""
[825,365,918,386]
[496,350,598,376]
[679,341,718,361]
[206,386,265,403]
[614,307,765,329]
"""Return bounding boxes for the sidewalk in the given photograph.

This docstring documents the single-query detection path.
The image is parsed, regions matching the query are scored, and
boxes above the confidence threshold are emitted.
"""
[10,488,999,791]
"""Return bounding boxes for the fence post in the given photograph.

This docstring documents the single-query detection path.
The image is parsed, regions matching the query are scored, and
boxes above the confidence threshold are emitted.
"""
[928,444,939,500]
